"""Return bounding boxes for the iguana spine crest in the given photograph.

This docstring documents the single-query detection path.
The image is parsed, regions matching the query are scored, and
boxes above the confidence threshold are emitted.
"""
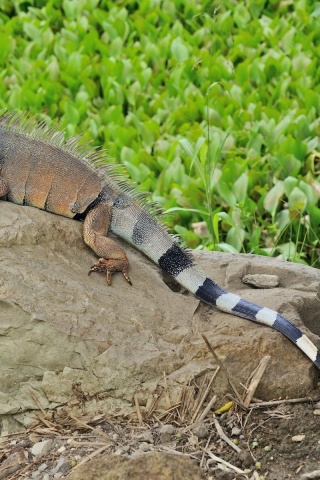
[0,110,319,371]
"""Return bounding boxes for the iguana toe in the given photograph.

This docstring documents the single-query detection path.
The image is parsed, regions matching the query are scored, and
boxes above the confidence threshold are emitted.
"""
[88,258,132,286]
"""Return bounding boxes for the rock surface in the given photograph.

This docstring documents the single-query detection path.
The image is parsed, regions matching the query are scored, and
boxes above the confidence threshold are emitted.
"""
[67,452,206,480]
[0,201,319,433]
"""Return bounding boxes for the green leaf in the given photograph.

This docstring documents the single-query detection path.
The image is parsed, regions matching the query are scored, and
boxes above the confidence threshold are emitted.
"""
[217,243,239,254]
[288,187,307,212]
[23,22,40,41]
[179,138,194,158]
[283,177,298,196]
[234,4,251,28]
[217,212,235,227]
[171,37,189,62]
[277,242,297,260]
[263,181,285,217]
[275,210,290,230]
[308,205,320,226]
[233,173,248,203]
[217,182,237,206]
[299,180,317,205]
[226,227,245,252]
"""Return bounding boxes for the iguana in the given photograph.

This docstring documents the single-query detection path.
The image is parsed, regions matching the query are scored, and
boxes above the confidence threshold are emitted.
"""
[0,110,319,370]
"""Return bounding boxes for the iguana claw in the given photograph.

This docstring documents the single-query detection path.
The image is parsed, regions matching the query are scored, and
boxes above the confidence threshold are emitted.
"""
[88,258,132,286]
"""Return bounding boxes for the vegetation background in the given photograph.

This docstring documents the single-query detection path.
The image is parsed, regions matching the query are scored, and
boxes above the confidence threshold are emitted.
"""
[1,0,320,266]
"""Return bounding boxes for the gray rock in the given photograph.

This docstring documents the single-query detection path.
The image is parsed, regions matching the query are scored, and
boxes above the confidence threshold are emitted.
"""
[159,424,175,435]
[138,442,153,452]
[159,432,172,444]
[136,431,154,443]
[31,439,53,457]
[0,202,319,433]
[38,463,48,472]
[52,456,71,474]
[242,273,279,288]
[192,423,210,439]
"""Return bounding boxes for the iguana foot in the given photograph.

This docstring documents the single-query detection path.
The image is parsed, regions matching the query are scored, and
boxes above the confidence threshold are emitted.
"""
[88,258,132,286]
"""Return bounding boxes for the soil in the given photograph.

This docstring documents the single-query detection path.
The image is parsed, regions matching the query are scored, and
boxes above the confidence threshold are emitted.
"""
[1,395,319,480]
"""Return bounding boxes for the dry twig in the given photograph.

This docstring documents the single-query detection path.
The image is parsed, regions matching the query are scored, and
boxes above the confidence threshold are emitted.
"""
[213,417,241,453]
[249,396,320,408]
[196,393,217,424]
[134,394,143,425]
[243,355,271,407]
[202,334,243,404]
[205,449,246,474]
[191,367,219,423]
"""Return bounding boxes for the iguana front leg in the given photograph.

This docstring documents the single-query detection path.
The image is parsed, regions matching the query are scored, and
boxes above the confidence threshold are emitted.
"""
[0,178,9,197]
[83,203,132,286]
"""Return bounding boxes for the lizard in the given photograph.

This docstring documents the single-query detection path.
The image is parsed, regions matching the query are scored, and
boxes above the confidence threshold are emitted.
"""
[0,110,319,370]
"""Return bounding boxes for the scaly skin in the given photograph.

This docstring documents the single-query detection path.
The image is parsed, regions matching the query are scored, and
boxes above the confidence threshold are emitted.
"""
[0,110,319,370]
[83,203,131,285]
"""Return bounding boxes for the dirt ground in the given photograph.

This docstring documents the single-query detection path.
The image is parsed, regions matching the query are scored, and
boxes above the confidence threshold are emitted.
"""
[1,390,319,480]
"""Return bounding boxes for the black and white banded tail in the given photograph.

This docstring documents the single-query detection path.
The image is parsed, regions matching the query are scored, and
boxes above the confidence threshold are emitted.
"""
[111,205,320,371]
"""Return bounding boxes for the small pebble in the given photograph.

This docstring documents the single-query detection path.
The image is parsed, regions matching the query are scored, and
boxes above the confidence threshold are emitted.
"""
[137,431,154,443]
[31,439,53,457]
[192,423,210,439]
[159,424,175,435]
[242,273,279,288]
[160,432,172,444]
[188,434,199,446]
[57,445,66,453]
[238,450,253,468]
[114,448,124,455]
[51,457,71,475]
[291,434,305,442]
[60,462,72,474]
[139,442,153,452]
[231,427,241,436]
[313,409,320,416]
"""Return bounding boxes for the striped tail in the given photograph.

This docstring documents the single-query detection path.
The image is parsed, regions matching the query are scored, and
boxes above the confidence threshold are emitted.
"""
[157,244,320,370]
[110,201,320,370]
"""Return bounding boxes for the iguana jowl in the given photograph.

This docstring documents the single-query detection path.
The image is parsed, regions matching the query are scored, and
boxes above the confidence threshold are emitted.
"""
[0,111,319,370]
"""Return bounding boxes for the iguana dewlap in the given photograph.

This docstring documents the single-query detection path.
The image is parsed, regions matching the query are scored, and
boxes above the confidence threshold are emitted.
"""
[0,111,319,370]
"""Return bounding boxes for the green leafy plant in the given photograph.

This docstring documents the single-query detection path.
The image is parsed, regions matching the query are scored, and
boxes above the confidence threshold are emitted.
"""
[0,0,319,266]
